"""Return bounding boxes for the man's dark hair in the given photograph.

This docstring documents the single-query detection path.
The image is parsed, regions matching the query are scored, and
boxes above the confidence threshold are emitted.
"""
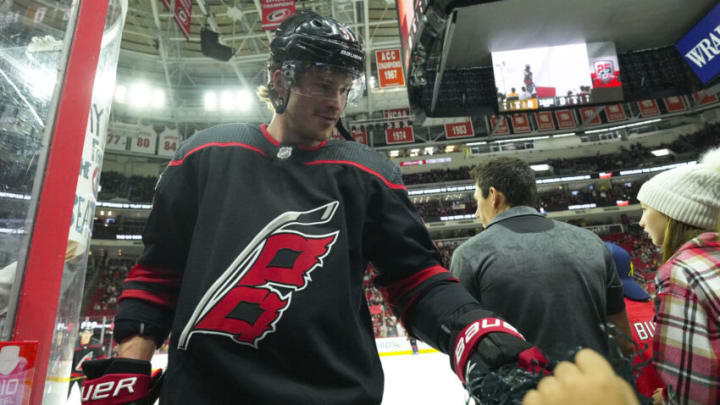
[470,157,537,207]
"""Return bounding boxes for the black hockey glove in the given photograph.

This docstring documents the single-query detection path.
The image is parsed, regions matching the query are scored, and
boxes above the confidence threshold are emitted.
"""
[452,317,550,385]
[81,358,163,405]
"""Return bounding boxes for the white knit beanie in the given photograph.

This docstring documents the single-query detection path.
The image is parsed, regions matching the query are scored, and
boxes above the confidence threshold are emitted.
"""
[637,146,720,231]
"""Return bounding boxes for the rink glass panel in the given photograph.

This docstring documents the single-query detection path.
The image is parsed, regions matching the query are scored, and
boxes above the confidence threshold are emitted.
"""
[42,1,127,403]
[0,2,76,332]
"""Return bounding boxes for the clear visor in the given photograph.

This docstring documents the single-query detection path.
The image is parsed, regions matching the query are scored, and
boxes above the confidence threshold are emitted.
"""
[286,62,365,106]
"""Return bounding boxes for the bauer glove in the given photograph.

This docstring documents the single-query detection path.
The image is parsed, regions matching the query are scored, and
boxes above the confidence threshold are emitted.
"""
[81,358,163,405]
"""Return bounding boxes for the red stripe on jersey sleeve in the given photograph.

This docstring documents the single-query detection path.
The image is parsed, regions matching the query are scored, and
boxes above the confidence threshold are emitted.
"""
[118,288,177,310]
[304,160,406,190]
[380,265,451,306]
[169,142,267,167]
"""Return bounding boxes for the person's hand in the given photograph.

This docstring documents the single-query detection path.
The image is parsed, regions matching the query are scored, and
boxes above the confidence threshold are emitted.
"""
[652,388,665,405]
[81,358,163,404]
[522,349,639,405]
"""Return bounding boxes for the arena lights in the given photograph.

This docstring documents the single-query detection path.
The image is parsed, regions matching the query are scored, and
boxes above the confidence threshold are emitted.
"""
[114,84,127,103]
[552,132,576,138]
[389,150,400,157]
[114,83,166,109]
[129,82,150,108]
[530,164,551,172]
[445,145,456,153]
[651,148,671,157]
[204,89,254,112]
[152,88,166,108]
[584,118,662,134]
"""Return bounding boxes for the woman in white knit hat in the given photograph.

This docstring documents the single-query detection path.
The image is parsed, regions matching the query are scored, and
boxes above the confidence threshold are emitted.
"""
[636,146,720,405]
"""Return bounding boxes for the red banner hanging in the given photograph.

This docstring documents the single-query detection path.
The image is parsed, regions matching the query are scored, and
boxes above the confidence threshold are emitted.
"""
[663,96,686,112]
[554,110,576,129]
[510,113,531,133]
[605,104,627,122]
[444,119,474,139]
[637,99,660,117]
[489,115,510,135]
[375,49,405,88]
[162,0,192,39]
[534,111,556,131]
[383,108,411,119]
[385,127,415,144]
[261,0,296,31]
[692,91,719,106]
[351,127,368,144]
[579,107,602,126]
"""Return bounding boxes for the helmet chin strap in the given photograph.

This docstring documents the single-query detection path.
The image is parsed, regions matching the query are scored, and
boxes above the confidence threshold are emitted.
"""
[336,118,354,141]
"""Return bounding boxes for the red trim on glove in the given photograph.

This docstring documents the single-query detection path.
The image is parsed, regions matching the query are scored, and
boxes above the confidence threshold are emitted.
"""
[81,373,151,405]
[452,318,525,384]
[517,347,550,375]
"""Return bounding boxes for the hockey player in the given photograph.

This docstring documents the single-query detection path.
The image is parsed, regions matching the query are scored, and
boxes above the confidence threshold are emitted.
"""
[70,326,105,397]
[80,11,548,404]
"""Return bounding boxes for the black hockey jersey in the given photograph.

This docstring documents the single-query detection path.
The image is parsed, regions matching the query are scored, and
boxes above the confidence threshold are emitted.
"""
[115,124,485,404]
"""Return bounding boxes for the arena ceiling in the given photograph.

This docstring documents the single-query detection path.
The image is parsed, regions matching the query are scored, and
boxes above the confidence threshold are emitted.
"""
[446,0,719,68]
[117,0,401,93]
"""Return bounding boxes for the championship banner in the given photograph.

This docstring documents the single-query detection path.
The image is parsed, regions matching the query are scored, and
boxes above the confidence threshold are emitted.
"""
[605,104,627,122]
[261,0,296,31]
[663,96,686,112]
[383,108,411,119]
[579,107,602,126]
[489,115,510,135]
[637,99,660,117]
[444,119,473,139]
[692,91,720,106]
[351,127,368,144]
[162,0,192,39]
[534,111,556,131]
[375,49,405,88]
[554,110,576,129]
[385,126,414,144]
[510,113,531,133]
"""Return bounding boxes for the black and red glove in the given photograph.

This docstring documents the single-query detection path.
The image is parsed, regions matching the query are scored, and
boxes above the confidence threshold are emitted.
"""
[452,317,550,385]
[81,358,163,405]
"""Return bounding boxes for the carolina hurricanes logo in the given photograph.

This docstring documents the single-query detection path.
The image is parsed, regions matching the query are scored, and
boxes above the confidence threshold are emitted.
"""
[178,202,340,349]
[74,352,94,372]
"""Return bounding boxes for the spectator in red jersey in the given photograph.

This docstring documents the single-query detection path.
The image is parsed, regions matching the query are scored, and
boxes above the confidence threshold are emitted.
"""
[637,146,720,405]
[605,242,663,399]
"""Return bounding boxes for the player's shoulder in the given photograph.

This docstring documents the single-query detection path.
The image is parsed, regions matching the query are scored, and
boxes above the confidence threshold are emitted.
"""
[177,123,262,156]
[319,139,403,184]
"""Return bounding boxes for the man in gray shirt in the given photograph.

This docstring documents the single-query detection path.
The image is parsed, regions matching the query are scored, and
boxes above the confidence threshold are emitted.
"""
[450,157,631,361]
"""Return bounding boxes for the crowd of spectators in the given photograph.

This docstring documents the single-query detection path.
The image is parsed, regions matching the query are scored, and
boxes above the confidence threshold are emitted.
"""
[402,122,720,186]
[413,177,647,222]
[83,256,133,318]
[98,172,158,203]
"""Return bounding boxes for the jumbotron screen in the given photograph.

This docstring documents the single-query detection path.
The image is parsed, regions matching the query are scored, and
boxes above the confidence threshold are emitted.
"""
[492,42,623,112]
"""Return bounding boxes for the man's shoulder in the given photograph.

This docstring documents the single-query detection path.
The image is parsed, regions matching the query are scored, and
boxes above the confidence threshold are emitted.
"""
[551,219,603,242]
[177,123,262,156]
[320,139,402,184]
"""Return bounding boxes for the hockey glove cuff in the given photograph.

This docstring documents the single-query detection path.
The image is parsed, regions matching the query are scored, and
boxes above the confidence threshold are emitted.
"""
[452,317,549,385]
[81,358,163,405]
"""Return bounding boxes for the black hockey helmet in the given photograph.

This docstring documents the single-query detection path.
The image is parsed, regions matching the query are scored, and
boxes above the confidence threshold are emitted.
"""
[270,11,365,78]
[266,11,366,114]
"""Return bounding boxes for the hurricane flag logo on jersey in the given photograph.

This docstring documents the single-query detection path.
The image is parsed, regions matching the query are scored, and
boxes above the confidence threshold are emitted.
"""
[178,202,340,349]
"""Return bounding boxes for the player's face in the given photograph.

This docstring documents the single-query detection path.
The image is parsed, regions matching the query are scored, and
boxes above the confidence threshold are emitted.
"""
[79,331,93,345]
[639,204,667,246]
[284,69,353,144]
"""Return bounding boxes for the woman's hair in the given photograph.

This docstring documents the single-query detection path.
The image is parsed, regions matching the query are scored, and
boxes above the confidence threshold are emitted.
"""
[257,60,283,111]
[662,215,705,263]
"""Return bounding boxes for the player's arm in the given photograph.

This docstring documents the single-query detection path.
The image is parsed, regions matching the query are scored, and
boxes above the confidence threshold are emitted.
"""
[364,169,547,389]
[82,154,198,404]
